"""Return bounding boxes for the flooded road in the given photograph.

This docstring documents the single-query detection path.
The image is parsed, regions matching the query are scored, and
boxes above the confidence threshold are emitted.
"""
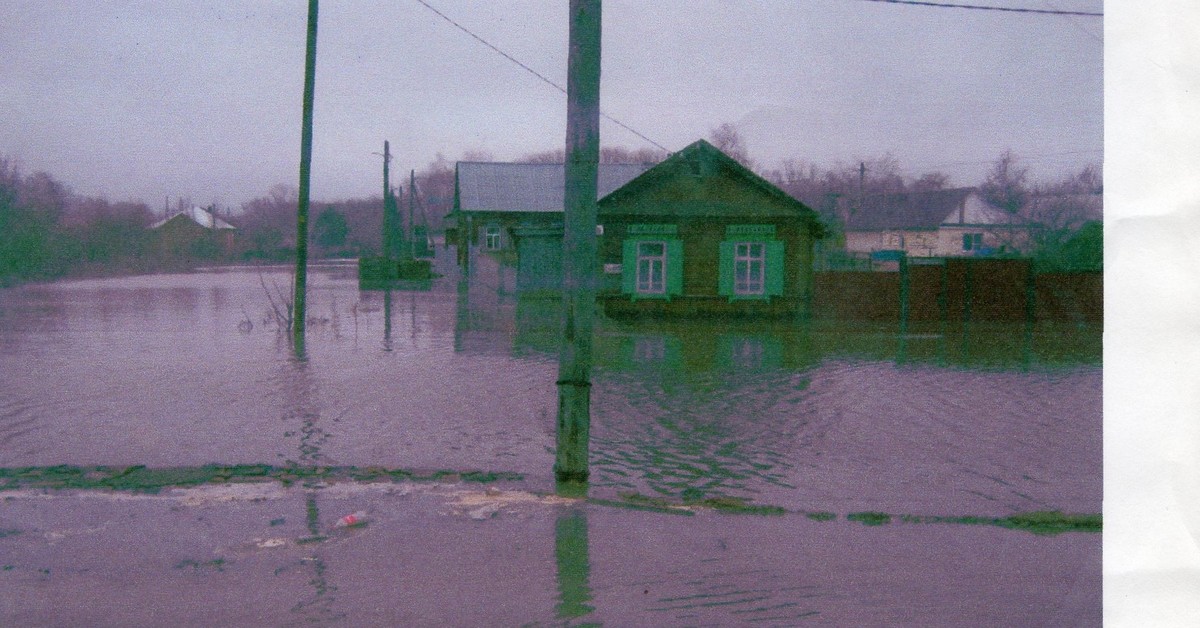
[0,252,1102,624]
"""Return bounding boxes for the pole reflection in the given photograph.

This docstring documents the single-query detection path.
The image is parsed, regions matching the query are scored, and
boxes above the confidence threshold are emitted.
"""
[383,289,393,351]
[554,506,597,624]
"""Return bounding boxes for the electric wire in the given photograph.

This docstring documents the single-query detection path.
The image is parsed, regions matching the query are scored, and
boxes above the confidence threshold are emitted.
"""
[859,0,1102,17]
[412,0,671,153]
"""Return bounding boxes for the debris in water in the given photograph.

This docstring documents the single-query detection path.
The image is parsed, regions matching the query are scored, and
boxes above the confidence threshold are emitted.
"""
[468,504,499,520]
[334,511,368,528]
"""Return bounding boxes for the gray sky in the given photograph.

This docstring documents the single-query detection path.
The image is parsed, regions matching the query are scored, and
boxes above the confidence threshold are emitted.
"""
[1,0,1104,209]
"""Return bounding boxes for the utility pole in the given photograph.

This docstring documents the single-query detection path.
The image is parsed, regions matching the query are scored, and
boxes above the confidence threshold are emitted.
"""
[555,0,601,486]
[292,0,319,353]
[857,161,866,215]
[409,169,417,259]
[382,140,395,261]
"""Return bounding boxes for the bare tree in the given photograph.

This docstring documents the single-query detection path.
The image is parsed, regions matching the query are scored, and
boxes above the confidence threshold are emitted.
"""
[461,149,495,162]
[600,146,666,164]
[911,171,950,192]
[709,122,754,168]
[1024,164,1103,254]
[980,150,1029,214]
[521,145,665,165]
[521,148,566,163]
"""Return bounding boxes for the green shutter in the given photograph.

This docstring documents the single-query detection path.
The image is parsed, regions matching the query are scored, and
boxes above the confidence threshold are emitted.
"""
[718,241,734,296]
[766,240,785,296]
[666,239,684,296]
[622,239,637,294]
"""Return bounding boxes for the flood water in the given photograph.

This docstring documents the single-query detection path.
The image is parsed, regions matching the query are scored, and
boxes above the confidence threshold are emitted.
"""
[0,248,1102,624]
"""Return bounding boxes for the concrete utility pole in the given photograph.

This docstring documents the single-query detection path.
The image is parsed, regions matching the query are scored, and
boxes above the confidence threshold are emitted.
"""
[555,0,601,485]
[292,0,319,352]
[382,140,396,260]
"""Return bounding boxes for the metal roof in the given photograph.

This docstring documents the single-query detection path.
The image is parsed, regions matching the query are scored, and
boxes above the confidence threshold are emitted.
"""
[844,188,978,231]
[149,206,236,230]
[456,162,651,213]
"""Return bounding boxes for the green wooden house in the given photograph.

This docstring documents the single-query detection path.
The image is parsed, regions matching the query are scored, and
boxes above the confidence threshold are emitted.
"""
[597,140,825,318]
[448,139,824,316]
[448,161,650,291]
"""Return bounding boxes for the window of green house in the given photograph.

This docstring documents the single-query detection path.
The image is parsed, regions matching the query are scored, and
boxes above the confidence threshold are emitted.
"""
[484,225,502,250]
[622,225,682,299]
[719,225,784,300]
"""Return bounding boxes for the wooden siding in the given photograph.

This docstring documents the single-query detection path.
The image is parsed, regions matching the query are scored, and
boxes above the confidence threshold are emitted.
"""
[811,259,1101,323]
[597,217,814,301]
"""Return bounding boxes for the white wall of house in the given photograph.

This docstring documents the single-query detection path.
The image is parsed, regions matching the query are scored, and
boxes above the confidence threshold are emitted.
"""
[845,230,940,257]
[841,191,1034,260]
[846,225,1030,258]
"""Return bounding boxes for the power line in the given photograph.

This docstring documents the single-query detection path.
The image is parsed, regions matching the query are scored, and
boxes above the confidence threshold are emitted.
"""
[1039,0,1103,43]
[412,0,671,153]
[858,0,1103,16]
[922,149,1102,170]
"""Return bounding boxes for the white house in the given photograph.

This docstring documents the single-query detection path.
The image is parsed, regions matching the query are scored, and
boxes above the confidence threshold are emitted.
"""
[842,188,1032,258]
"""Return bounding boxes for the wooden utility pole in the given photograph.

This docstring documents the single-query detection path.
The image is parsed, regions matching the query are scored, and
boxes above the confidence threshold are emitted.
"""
[292,0,319,351]
[382,140,396,260]
[555,0,601,485]
[409,169,417,259]
[857,161,866,215]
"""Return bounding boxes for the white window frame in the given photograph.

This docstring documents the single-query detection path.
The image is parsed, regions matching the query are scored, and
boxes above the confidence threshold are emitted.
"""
[635,240,667,295]
[484,224,502,250]
[733,242,766,296]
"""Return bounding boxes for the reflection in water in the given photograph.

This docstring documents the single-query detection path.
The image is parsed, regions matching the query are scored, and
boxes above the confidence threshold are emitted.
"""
[0,264,1101,515]
[383,289,393,352]
[279,355,343,623]
[0,258,1101,624]
[642,563,821,624]
[554,508,596,624]
[289,491,343,623]
[591,368,806,501]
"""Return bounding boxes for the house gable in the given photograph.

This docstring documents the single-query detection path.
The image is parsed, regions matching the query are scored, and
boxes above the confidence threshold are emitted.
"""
[149,206,235,231]
[943,193,1018,227]
[599,140,824,237]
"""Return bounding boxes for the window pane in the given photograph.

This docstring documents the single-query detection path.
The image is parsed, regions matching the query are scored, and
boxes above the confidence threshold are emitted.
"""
[732,240,767,296]
[639,242,664,256]
[635,240,667,294]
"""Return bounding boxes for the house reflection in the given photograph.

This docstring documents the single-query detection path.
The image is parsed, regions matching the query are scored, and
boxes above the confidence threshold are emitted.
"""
[452,288,1099,371]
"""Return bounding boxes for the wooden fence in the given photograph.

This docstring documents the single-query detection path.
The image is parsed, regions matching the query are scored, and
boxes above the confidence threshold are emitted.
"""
[812,258,1102,323]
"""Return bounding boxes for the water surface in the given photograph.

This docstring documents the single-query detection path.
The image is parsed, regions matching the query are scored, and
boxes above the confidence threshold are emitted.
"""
[0,259,1100,517]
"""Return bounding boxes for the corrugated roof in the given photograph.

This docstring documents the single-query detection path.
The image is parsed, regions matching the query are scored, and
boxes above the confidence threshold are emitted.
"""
[456,162,652,213]
[844,188,976,231]
[149,206,236,230]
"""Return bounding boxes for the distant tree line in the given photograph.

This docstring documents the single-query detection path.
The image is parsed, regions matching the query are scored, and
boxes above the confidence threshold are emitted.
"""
[234,154,456,262]
[714,124,1102,273]
[1,158,157,284]
[1,128,1101,285]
